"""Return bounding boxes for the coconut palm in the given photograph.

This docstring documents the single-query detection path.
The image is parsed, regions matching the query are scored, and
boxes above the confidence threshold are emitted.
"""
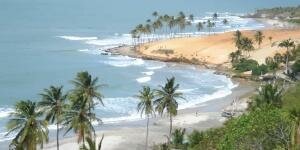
[222,19,229,32]
[188,14,194,22]
[81,135,104,150]
[240,37,255,56]
[154,77,183,143]
[253,82,283,108]
[278,39,296,74]
[137,86,155,150]
[152,11,159,18]
[254,31,265,48]
[64,96,99,148]
[196,22,203,33]
[229,50,242,63]
[39,86,67,150]
[6,100,49,150]
[268,36,273,44]
[206,20,215,35]
[233,30,242,50]
[213,12,218,20]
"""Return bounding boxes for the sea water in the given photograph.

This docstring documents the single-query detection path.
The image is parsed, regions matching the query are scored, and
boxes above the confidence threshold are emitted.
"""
[0,0,299,145]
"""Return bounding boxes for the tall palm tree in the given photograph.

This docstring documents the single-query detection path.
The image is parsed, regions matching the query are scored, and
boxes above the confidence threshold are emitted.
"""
[278,39,296,74]
[39,86,67,150]
[137,86,155,150]
[6,100,49,150]
[64,96,99,148]
[188,14,194,22]
[254,30,265,48]
[196,22,203,33]
[206,20,215,35]
[240,37,255,56]
[268,36,273,44]
[154,77,183,143]
[213,12,218,20]
[233,30,242,50]
[222,19,229,32]
[152,11,159,18]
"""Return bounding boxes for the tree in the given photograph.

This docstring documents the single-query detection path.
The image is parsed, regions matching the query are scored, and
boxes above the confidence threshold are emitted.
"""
[251,82,283,109]
[64,96,99,148]
[188,14,194,22]
[39,86,67,150]
[171,128,186,148]
[196,22,203,32]
[212,12,218,20]
[229,50,242,63]
[71,71,104,140]
[206,20,215,35]
[268,36,273,44]
[152,11,158,18]
[233,30,242,50]
[278,39,296,74]
[254,31,265,48]
[239,37,255,56]
[154,77,183,143]
[137,86,155,150]
[6,100,49,150]
[81,135,104,150]
[222,19,229,32]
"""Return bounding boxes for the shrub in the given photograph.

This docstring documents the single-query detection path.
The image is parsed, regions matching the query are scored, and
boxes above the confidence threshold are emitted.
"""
[292,60,300,73]
[233,58,259,72]
[252,64,269,76]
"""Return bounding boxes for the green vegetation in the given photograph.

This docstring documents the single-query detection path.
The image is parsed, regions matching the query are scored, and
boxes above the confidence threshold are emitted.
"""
[154,81,300,149]
[131,12,227,46]
[251,5,300,24]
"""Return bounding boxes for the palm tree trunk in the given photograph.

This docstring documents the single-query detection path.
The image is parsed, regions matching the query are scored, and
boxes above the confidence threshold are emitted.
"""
[145,115,149,150]
[286,48,289,74]
[169,115,172,144]
[57,122,60,150]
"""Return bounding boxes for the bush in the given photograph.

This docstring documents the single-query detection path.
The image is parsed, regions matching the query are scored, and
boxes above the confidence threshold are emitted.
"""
[252,64,269,76]
[219,106,293,150]
[292,59,300,73]
[233,58,259,72]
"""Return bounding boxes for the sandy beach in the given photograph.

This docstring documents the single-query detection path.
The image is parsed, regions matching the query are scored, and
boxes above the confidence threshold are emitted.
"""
[44,80,256,150]
[43,24,300,150]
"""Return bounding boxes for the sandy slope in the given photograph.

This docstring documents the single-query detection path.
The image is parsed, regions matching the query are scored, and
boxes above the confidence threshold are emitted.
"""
[139,29,300,65]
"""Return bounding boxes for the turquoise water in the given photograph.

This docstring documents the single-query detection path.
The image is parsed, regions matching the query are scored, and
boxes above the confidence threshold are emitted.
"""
[0,0,299,143]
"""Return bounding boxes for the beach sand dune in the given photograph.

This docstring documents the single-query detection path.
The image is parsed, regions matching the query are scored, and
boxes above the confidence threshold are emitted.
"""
[140,29,300,65]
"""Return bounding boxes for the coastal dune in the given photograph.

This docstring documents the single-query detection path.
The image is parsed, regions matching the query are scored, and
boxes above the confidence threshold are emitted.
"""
[139,29,300,66]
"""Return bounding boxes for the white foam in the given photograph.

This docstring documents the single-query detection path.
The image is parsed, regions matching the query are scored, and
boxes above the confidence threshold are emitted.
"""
[136,76,151,83]
[178,88,198,93]
[0,108,14,118]
[103,56,144,67]
[142,71,154,76]
[57,36,98,41]
[146,64,166,70]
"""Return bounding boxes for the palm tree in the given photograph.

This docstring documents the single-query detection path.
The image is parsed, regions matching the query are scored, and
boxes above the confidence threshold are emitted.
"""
[152,11,159,18]
[254,31,265,48]
[188,14,194,22]
[64,96,99,148]
[253,82,283,108]
[222,19,229,32]
[154,77,183,143]
[137,86,155,150]
[268,36,273,44]
[212,12,218,20]
[240,37,255,56]
[196,22,203,33]
[206,20,215,35]
[233,30,242,50]
[229,50,242,63]
[81,135,104,150]
[6,100,49,150]
[278,39,296,74]
[39,86,67,150]
[171,128,186,148]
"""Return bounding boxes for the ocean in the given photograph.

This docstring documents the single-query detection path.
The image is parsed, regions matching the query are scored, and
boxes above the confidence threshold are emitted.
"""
[0,0,299,145]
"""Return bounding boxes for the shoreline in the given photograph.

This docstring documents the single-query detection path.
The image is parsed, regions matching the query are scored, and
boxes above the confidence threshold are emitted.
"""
[44,79,256,150]
[45,17,296,149]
